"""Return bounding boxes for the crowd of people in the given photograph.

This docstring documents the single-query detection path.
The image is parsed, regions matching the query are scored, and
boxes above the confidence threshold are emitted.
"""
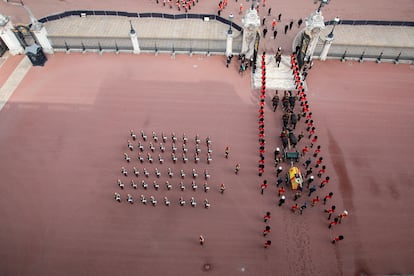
[147,0,346,248]
[114,130,220,208]
[259,52,348,247]
[154,0,201,12]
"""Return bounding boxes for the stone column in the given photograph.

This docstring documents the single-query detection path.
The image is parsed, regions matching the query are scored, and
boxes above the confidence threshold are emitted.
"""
[31,22,54,54]
[303,10,325,62]
[319,35,333,60]
[241,7,260,59]
[225,31,233,57]
[0,14,24,55]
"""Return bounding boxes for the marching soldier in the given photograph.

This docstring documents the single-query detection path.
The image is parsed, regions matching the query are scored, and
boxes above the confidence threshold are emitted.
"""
[117,179,124,189]
[130,130,137,141]
[180,181,185,191]
[114,192,121,202]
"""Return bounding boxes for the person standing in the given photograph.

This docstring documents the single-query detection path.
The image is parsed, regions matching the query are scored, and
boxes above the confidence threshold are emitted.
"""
[297,18,303,28]
[272,91,279,111]
[284,24,288,34]
[332,235,344,244]
[305,168,313,178]
[273,29,278,39]
[298,131,304,142]
[278,186,285,197]
[338,210,349,223]
[317,165,326,178]
[311,196,320,206]
[323,192,334,205]
[130,130,137,141]
[235,163,241,174]
[325,205,336,220]
[313,145,321,157]
[275,47,282,67]
[294,191,301,201]
[328,218,339,229]
[263,27,268,38]
[199,235,205,245]
[301,146,309,156]
[276,176,283,187]
[271,19,277,30]
[278,195,286,206]
[114,192,121,202]
[320,176,330,188]
[260,180,268,195]
[220,183,226,194]
[225,146,230,159]
[263,226,271,236]
[267,7,271,16]
[276,166,283,177]
[278,13,282,21]
[303,157,311,168]
[263,211,271,222]
[315,156,323,168]
[308,185,317,197]
[289,20,294,30]
[291,203,299,213]
[299,202,307,215]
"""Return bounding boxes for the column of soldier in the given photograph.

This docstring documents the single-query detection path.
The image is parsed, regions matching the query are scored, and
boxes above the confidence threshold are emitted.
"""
[113,130,214,209]
[270,54,349,244]
[258,52,267,177]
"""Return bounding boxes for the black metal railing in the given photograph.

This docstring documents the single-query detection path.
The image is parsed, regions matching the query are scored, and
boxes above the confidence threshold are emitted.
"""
[324,19,414,27]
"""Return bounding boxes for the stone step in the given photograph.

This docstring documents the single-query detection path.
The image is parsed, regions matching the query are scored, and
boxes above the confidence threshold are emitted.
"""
[252,54,300,91]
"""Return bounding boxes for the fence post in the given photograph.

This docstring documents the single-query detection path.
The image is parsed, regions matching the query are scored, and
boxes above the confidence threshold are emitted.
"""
[98,42,102,55]
[64,41,70,54]
[394,52,401,64]
[81,41,86,53]
[115,41,119,54]
[376,51,383,63]
[341,50,347,62]
[359,51,365,63]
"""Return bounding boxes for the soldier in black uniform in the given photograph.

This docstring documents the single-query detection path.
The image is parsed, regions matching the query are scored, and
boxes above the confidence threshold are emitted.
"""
[272,91,279,112]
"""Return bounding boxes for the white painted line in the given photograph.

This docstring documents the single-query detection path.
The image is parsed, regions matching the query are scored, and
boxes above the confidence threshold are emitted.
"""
[0,56,32,112]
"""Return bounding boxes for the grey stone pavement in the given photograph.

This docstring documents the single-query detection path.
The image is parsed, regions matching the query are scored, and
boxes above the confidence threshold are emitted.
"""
[44,16,243,41]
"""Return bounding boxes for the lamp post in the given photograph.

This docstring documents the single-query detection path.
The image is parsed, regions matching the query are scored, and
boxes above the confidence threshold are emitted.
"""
[226,14,234,57]
[129,20,135,35]
[129,20,140,54]
[228,13,234,34]
[327,16,340,38]
[320,16,339,60]
[316,0,329,12]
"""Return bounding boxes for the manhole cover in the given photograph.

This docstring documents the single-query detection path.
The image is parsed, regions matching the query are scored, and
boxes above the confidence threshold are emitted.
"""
[203,263,212,271]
